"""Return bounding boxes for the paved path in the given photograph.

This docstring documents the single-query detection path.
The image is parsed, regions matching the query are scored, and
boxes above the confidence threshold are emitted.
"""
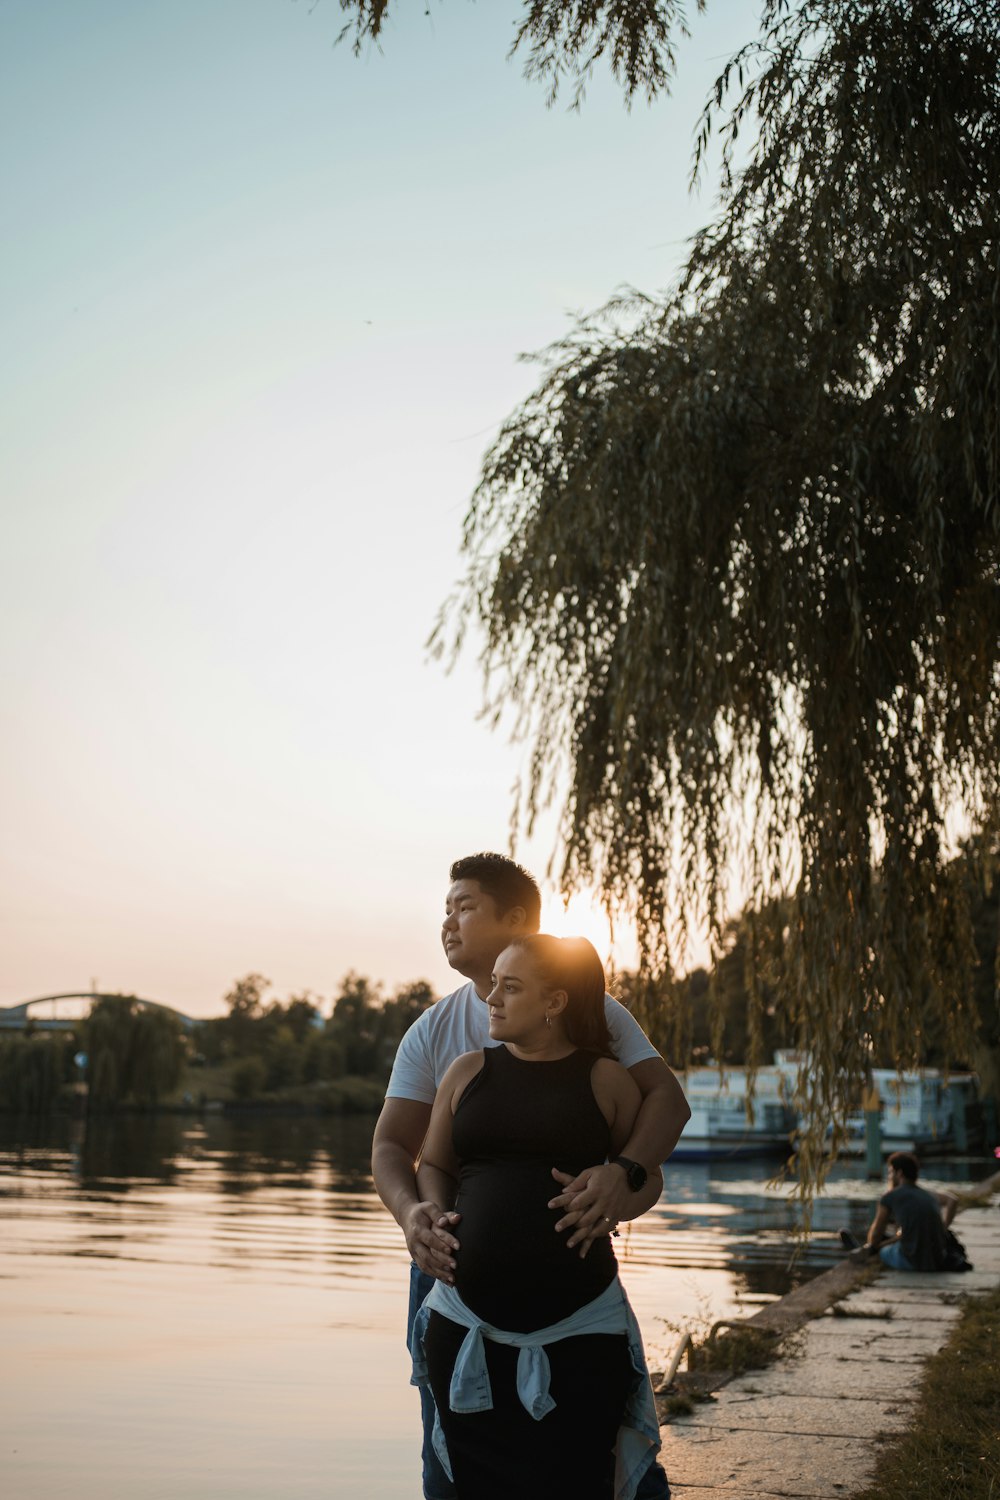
[660,1204,1000,1499]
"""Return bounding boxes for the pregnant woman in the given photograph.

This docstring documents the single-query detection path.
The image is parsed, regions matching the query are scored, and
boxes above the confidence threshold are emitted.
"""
[411,935,660,1500]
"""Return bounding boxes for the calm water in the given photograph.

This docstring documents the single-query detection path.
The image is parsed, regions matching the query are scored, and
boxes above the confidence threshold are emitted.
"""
[0,1114,984,1499]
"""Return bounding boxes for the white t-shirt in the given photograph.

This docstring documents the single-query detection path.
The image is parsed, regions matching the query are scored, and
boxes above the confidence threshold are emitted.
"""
[385,981,661,1105]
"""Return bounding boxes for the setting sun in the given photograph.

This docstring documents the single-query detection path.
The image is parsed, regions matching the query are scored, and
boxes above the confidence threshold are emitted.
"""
[537,890,639,973]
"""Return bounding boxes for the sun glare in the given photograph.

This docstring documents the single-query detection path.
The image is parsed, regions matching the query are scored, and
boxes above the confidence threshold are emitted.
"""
[538,891,639,973]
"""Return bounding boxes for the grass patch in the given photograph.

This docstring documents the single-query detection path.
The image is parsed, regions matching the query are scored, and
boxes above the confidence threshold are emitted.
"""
[659,1388,716,1418]
[849,1287,1000,1500]
[692,1325,784,1375]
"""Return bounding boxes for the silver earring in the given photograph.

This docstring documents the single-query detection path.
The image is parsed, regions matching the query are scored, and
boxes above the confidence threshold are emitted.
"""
[545,1014,551,1027]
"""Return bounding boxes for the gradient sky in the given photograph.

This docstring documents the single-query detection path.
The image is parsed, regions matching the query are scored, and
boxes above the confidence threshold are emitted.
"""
[2,0,754,1016]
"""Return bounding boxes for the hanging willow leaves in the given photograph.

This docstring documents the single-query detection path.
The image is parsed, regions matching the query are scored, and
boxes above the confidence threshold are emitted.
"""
[422,0,1000,1192]
[335,1,702,105]
[334,0,1000,1186]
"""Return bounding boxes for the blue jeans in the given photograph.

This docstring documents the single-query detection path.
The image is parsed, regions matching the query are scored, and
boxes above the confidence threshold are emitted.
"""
[409,1265,456,1500]
[406,1264,671,1499]
[879,1241,916,1271]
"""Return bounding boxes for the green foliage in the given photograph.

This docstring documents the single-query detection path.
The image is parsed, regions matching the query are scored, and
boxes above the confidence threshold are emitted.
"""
[231,1055,268,1102]
[302,1031,346,1083]
[327,973,436,1078]
[190,972,435,1106]
[335,1,701,106]
[430,0,1000,1192]
[380,980,436,1044]
[618,930,789,1071]
[263,1026,302,1091]
[659,1393,695,1417]
[624,838,998,1083]
[222,973,270,1053]
[0,973,436,1114]
[283,995,323,1044]
[331,971,383,1075]
[313,1075,387,1114]
[509,0,704,109]
[0,1034,75,1113]
[85,997,186,1110]
[964,845,1000,1101]
[693,1325,782,1375]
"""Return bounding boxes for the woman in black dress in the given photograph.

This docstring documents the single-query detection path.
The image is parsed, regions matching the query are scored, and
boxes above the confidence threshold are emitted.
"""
[413,935,660,1500]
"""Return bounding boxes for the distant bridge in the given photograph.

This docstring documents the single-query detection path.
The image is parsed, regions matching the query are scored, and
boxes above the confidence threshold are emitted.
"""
[0,993,197,1033]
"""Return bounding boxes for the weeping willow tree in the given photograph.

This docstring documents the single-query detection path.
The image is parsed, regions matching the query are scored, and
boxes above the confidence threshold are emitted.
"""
[86,997,186,1110]
[343,0,1000,1184]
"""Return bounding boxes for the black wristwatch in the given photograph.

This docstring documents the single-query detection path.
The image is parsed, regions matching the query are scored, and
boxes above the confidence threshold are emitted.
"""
[611,1156,648,1192]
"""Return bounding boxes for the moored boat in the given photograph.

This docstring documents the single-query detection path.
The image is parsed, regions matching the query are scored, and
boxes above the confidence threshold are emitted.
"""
[672,1062,796,1161]
[835,1069,979,1155]
[668,1058,983,1162]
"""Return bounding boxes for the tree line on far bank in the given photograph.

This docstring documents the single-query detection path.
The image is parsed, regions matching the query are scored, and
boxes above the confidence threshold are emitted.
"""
[2,853,996,1117]
[0,972,436,1116]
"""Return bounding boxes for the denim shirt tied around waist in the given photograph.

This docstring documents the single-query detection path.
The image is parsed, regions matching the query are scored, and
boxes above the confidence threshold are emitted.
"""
[410,1274,660,1500]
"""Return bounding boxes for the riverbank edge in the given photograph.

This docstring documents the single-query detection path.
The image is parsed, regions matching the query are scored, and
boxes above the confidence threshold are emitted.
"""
[653,1173,1000,1408]
[654,1189,1000,1500]
[651,1247,882,1405]
[0,1073,388,1117]
[848,1283,1000,1500]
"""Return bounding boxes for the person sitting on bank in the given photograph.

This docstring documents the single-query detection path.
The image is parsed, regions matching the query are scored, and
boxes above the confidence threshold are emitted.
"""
[865,1151,958,1270]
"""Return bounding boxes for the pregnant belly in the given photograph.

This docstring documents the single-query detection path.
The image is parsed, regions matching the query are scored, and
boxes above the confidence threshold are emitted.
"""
[453,1160,616,1332]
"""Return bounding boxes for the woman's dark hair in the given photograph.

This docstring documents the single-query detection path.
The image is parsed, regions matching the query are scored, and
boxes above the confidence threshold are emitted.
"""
[506,934,612,1057]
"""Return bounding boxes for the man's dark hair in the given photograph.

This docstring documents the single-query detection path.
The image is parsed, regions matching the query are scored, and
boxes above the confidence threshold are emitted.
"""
[888,1150,920,1183]
[449,852,541,931]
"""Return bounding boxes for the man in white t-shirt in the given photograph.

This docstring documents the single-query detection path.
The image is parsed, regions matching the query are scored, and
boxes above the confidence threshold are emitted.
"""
[372,852,690,1500]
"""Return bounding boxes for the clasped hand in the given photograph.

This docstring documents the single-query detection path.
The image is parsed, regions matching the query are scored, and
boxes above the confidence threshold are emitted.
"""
[406,1163,630,1279]
[548,1164,630,1256]
[404,1201,461,1283]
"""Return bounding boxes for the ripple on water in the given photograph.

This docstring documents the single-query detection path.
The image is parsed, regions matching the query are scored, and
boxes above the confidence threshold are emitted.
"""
[4,1114,969,1500]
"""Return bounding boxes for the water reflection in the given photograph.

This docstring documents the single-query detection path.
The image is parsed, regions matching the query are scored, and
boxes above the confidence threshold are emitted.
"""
[1,1115,991,1500]
[16,1115,991,1185]
[1,1114,985,1282]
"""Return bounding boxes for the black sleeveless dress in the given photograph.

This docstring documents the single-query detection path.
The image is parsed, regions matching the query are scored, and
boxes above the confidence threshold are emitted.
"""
[422,1047,635,1499]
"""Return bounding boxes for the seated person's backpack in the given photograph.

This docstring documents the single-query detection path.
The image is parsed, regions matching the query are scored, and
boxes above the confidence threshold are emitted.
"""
[942,1228,973,1272]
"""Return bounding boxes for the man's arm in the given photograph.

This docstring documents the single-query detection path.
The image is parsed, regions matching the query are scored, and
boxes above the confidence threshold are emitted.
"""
[371,1096,459,1279]
[550,1056,691,1250]
[413,1055,484,1285]
[936,1190,959,1228]
[616,1056,691,1165]
[865,1202,892,1250]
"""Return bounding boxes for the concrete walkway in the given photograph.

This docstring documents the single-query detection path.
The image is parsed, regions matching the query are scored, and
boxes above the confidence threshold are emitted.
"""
[659,1204,1000,1499]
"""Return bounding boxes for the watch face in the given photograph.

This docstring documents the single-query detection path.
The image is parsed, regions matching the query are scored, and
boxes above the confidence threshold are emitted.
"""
[616,1156,647,1191]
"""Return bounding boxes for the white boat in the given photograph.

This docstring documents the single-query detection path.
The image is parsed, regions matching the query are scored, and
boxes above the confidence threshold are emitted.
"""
[672,1062,797,1161]
[669,1057,980,1161]
[836,1069,978,1154]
